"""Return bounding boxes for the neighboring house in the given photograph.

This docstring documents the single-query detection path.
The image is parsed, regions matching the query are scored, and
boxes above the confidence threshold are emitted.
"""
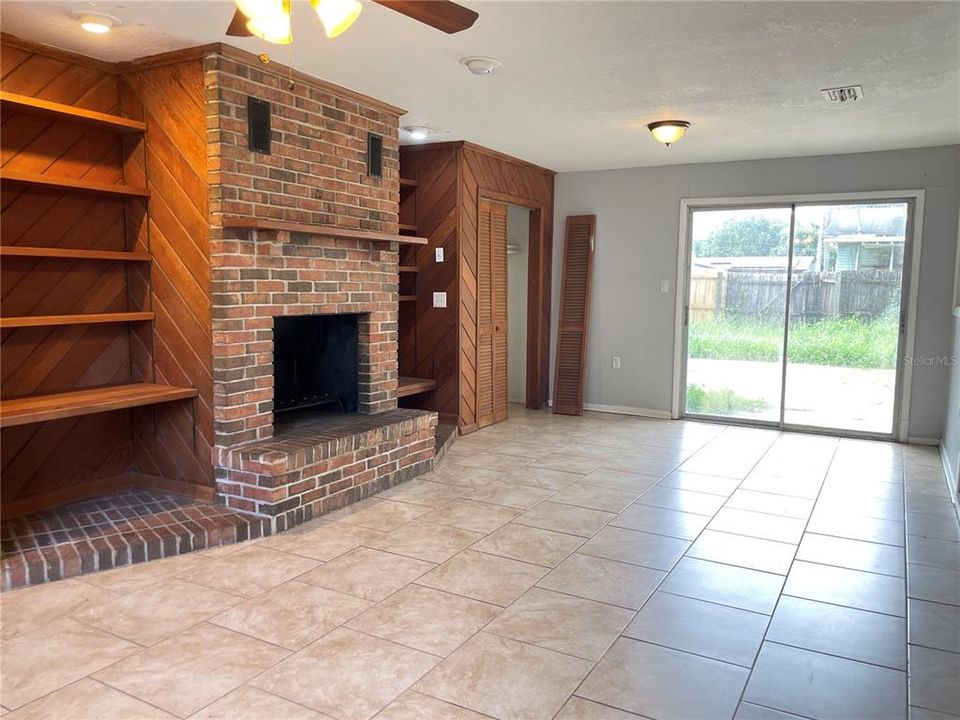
[825,234,906,270]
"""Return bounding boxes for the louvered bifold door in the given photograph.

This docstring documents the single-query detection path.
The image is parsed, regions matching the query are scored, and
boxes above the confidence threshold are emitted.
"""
[477,200,509,428]
[553,215,596,416]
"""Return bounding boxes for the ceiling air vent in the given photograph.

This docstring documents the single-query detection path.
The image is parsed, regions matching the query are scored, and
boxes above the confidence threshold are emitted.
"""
[821,85,863,103]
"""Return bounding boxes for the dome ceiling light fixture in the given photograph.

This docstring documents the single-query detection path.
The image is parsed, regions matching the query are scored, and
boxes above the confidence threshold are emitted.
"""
[71,11,122,34]
[403,125,435,141]
[460,56,502,76]
[647,120,691,147]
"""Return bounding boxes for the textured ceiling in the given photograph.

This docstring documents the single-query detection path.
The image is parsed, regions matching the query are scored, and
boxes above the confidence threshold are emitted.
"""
[2,1,958,171]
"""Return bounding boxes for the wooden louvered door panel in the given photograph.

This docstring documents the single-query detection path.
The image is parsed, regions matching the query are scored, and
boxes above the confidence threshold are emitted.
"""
[553,215,596,415]
[477,199,509,428]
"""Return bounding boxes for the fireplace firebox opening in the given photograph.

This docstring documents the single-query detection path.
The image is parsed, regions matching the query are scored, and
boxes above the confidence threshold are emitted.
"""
[274,314,359,416]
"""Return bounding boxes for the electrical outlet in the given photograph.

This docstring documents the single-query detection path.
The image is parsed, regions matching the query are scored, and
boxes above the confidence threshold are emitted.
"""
[433,292,447,308]
[612,356,621,369]
[435,247,444,262]
[660,280,670,294]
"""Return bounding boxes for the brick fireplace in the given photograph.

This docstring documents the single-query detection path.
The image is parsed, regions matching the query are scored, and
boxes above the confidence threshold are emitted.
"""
[206,49,437,533]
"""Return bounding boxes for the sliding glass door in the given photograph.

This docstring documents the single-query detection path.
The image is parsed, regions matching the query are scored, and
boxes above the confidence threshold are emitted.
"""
[682,198,911,437]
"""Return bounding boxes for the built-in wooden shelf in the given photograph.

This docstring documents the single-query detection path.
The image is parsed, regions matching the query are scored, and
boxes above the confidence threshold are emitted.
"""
[0,91,147,134]
[398,265,418,273]
[221,217,428,245]
[0,383,198,428]
[399,178,418,188]
[0,246,152,262]
[0,312,154,329]
[398,295,417,302]
[0,170,149,198]
[399,224,418,233]
[397,376,436,398]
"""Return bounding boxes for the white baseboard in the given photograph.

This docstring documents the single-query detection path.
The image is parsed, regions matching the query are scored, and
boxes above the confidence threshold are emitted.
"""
[583,403,672,420]
[907,436,941,446]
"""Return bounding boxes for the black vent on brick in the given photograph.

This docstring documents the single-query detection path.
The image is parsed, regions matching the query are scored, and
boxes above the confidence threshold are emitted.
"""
[248,97,272,154]
[367,133,383,178]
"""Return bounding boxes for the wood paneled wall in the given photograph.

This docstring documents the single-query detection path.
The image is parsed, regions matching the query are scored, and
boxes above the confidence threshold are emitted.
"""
[120,58,214,494]
[0,37,215,515]
[1,39,138,514]
[459,144,554,432]
[399,142,554,433]
[398,145,461,419]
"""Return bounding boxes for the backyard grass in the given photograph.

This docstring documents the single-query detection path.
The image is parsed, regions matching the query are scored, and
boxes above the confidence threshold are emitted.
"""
[689,315,899,369]
[686,384,769,415]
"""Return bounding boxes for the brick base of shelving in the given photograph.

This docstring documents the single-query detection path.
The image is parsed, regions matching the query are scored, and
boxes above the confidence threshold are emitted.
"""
[1,488,268,591]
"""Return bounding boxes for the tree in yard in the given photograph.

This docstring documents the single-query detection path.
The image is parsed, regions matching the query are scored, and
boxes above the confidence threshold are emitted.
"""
[694,216,820,257]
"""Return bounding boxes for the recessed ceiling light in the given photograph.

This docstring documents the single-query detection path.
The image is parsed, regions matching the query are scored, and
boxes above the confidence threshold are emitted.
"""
[459,56,501,76]
[647,120,691,147]
[71,11,121,34]
[403,125,434,141]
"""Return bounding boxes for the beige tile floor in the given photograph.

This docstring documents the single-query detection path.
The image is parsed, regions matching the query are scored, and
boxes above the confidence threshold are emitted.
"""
[2,407,959,720]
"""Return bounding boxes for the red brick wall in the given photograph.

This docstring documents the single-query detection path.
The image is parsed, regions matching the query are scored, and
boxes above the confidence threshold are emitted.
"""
[206,48,401,231]
[204,48,405,448]
[210,228,400,447]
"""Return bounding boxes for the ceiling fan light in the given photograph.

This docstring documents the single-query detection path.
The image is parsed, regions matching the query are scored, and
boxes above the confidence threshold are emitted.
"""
[647,120,690,147]
[312,0,363,38]
[237,0,292,44]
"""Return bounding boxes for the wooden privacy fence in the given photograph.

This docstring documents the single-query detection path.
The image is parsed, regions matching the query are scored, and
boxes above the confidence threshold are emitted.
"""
[690,269,901,322]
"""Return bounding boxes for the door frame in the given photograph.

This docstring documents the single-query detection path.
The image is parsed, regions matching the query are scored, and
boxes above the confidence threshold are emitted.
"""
[670,189,926,442]
[477,190,550,412]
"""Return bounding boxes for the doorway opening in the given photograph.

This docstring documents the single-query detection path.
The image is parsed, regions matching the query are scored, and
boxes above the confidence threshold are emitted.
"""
[507,205,531,405]
[676,194,919,438]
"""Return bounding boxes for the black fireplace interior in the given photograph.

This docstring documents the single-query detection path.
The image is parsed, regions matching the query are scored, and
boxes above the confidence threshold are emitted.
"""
[274,314,359,415]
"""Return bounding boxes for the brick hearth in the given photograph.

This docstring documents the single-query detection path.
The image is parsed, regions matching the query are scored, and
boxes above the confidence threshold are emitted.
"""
[216,410,436,532]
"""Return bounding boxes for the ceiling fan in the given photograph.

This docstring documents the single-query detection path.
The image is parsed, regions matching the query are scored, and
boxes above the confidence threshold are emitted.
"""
[226,0,479,44]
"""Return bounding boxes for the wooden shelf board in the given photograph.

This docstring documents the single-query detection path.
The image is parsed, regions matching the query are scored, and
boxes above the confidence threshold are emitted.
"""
[399,178,418,188]
[0,383,198,428]
[0,170,149,198]
[398,265,419,273]
[0,312,154,329]
[221,217,428,245]
[399,224,418,233]
[0,91,147,133]
[397,376,437,398]
[0,246,152,262]
[398,295,417,302]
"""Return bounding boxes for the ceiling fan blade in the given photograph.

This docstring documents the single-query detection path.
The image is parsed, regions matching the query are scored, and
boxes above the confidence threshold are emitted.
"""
[372,0,478,34]
[226,8,254,37]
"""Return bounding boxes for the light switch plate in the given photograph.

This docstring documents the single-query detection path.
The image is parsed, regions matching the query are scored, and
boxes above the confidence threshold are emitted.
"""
[660,280,670,294]
[433,292,447,308]
[435,247,444,262]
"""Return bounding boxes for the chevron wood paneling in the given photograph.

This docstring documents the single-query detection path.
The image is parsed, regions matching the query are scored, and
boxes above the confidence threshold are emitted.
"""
[120,59,214,492]
[0,39,214,517]
[0,39,138,513]
[459,144,554,432]
[400,142,554,434]
[398,145,461,419]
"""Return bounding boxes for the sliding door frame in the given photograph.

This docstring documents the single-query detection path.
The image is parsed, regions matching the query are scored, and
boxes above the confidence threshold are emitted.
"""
[671,189,925,442]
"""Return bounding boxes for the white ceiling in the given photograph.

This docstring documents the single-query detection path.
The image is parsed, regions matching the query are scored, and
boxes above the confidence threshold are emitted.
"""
[2,1,958,172]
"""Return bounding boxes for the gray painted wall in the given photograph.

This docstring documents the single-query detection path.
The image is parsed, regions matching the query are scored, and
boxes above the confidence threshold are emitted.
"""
[552,145,960,439]
[507,205,530,403]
